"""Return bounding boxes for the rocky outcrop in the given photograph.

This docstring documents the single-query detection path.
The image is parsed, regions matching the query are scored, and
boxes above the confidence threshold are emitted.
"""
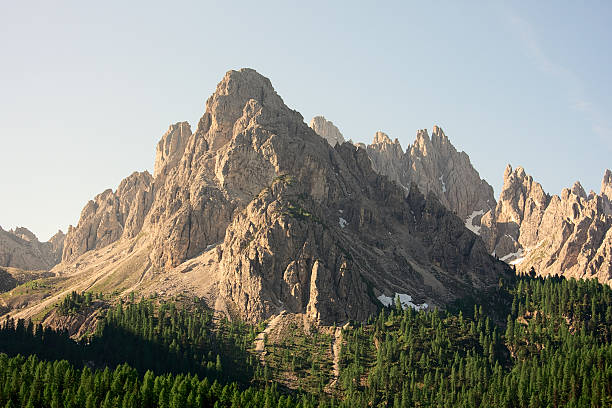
[309,116,345,146]
[482,166,612,285]
[49,68,510,325]
[0,227,65,270]
[310,120,496,226]
[154,122,191,178]
[602,169,612,215]
[480,165,549,257]
[62,171,153,262]
[366,132,408,191]
[405,126,496,222]
[336,123,496,229]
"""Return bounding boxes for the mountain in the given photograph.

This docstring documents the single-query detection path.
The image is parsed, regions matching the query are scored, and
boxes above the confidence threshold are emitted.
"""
[309,116,345,146]
[481,165,612,285]
[61,171,154,262]
[310,119,496,233]
[309,116,612,286]
[0,226,64,271]
[7,68,509,326]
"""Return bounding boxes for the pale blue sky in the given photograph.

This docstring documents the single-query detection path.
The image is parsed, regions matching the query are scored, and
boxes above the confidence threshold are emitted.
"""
[1,1,611,241]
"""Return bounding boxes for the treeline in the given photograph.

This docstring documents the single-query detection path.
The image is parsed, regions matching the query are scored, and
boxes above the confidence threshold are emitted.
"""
[336,276,612,407]
[0,300,256,384]
[0,276,611,406]
[89,301,257,383]
[0,353,326,408]
[57,291,94,316]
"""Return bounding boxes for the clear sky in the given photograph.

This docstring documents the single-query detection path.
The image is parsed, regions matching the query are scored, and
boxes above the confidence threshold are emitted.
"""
[1,1,611,241]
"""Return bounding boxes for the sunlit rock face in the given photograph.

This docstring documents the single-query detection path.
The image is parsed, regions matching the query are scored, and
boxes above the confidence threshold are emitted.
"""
[0,227,65,270]
[481,166,612,285]
[309,116,345,146]
[56,68,509,325]
[310,119,496,233]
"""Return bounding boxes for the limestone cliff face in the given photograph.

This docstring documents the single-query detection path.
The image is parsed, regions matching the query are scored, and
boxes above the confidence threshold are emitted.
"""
[405,126,496,222]
[309,116,345,146]
[154,122,191,178]
[51,69,509,324]
[62,171,153,262]
[482,166,612,285]
[602,169,612,215]
[311,120,496,228]
[480,165,549,257]
[0,227,65,270]
[366,132,408,191]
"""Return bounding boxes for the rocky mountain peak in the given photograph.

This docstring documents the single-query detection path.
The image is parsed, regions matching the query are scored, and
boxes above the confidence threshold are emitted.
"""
[571,181,587,199]
[601,169,612,199]
[503,164,513,180]
[482,164,612,285]
[510,166,527,182]
[499,166,544,203]
[196,68,297,151]
[372,131,393,145]
[154,122,191,178]
[414,129,432,153]
[0,226,65,270]
[309,116,345,146]
[356,125,496,225]
[365,131,406,191]
[11,227,38,243]
[44,68,510,325]
[62,170,153,262]
[431,125,449,145]
[480,165,549,260]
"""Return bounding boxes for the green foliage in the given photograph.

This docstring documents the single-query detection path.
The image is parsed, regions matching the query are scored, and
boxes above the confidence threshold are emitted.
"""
[263,321,333,396]
[90,300,256,383]
[57,291,93,316]
[286,203,314,220]
[0,353,312,408]
[0,276,611,407]
[336,276,612,407]
[1,299,256,384]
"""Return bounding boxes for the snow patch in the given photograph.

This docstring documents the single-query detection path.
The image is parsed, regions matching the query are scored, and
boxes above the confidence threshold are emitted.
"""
[205,242,220,251]
[501,248,525,263]
[339,217,348,228]
[377,293,428,311]
[465,210,485,235]
[504,234,517,243]
[500,241,543,266]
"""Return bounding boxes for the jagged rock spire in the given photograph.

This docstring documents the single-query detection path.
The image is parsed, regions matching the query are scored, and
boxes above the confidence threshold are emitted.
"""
[309,116,345,146]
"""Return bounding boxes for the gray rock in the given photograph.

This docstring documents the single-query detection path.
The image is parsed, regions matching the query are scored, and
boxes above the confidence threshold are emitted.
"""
[0,226,64,270]
[309,116,345,146]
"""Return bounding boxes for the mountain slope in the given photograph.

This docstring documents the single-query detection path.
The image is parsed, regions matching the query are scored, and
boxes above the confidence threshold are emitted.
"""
[6,69,510,325]
[310,118,496,230]
[481,165,612,285]
[0,226,64,271]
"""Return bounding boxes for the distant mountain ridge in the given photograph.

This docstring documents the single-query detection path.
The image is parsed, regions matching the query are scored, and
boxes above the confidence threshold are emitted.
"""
[0,226,64,271]
[4,68,509,326]
[3,69,610,329]
[481,165,612,285]
[309,116,612,286]
[309,117,496,235]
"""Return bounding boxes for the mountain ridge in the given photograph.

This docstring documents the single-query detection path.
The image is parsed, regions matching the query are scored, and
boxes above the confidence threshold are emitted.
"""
[310,117,496,232]
[3,68,510,326]
[0,226,64,271]
[481,164,612,285]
